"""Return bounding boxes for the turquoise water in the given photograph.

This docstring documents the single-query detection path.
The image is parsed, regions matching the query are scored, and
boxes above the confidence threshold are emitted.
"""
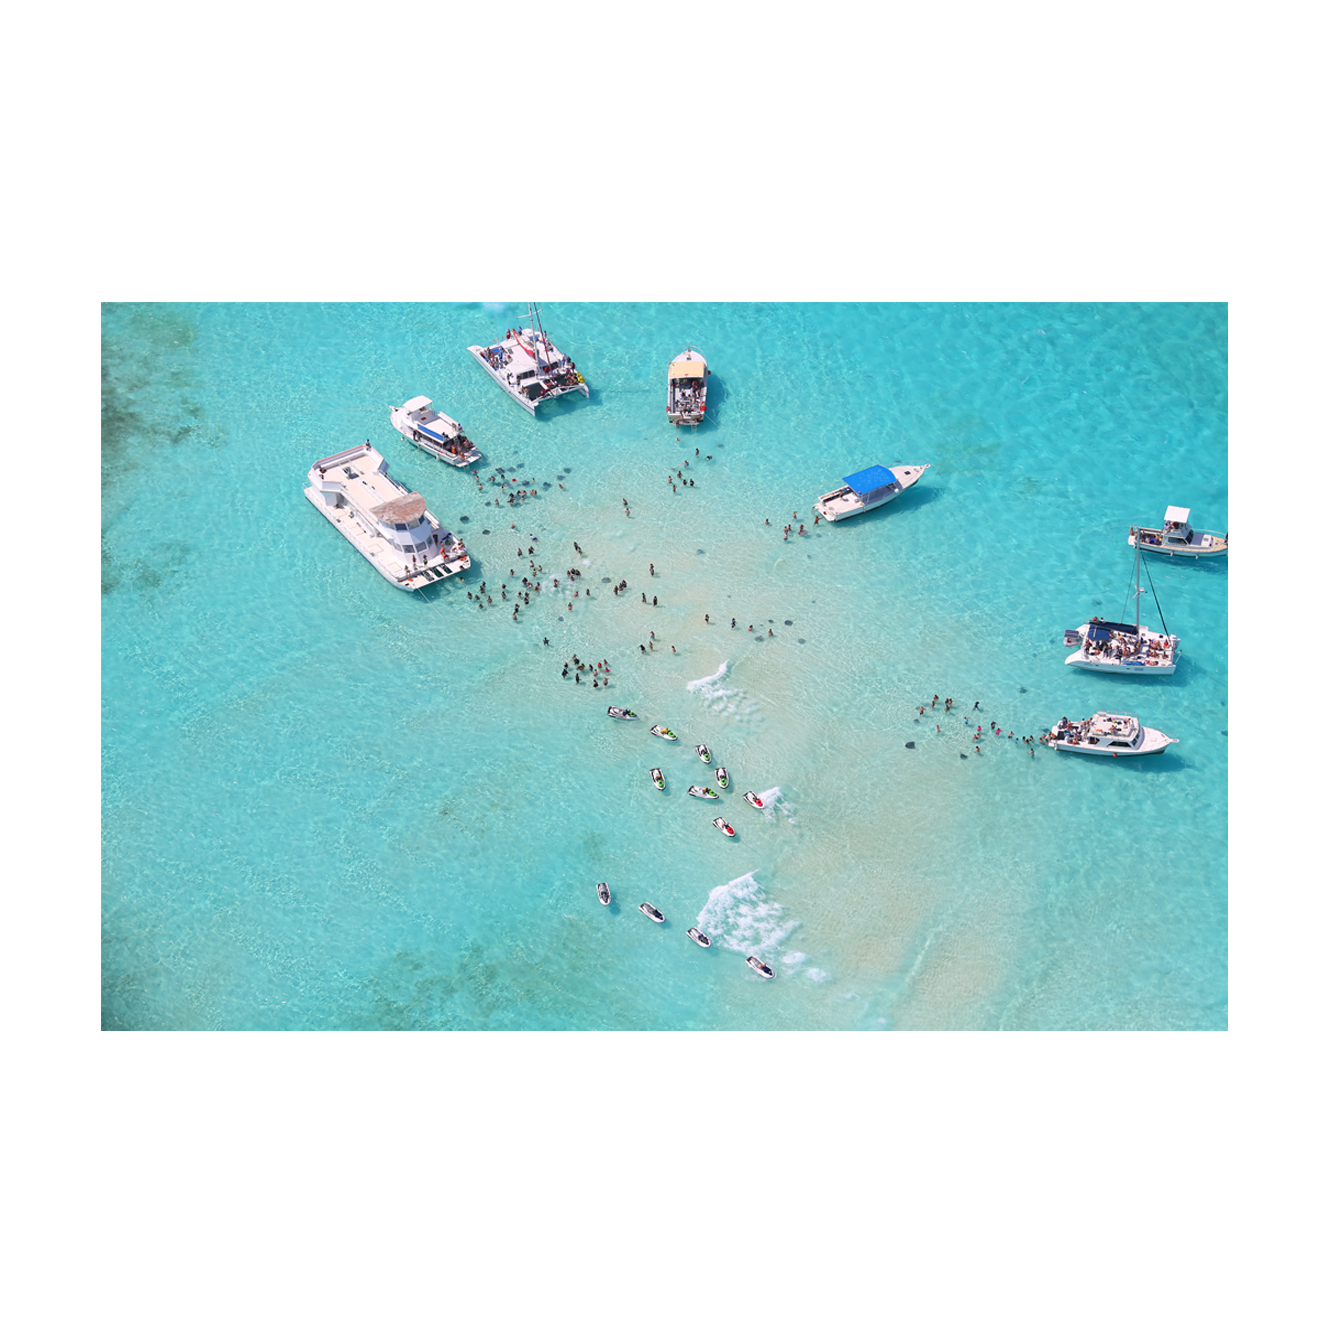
[101,302,1227,1030]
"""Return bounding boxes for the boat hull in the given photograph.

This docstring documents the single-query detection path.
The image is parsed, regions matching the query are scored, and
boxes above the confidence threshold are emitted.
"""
[1064,653,1177,676]
[814,464,930,522]
[1128,528,1228,559]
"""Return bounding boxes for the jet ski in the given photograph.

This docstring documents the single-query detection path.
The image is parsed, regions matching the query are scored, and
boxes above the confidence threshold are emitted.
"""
[650,725,679,741]
[688,785,720,799]
[695,743,712,763]
[712,817,736,837]
[596,881,611,906]
[649,767,665,791]
[742,791,764,809]
[714,767,729,789]
[607,706,638,720]
[686,927,712,948]
[640,902,665,923]
[746,956,775,978]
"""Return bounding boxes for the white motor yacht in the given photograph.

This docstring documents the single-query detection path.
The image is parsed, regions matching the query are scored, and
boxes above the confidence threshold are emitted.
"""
[1065,543,1178,675]
[1038,712,1179,757]
[304,442,470,590]
[466,303,588,415]
[389,397,482,467]
[666,348,708,425]
[1129,506,1228,559]
[814,464,930,522]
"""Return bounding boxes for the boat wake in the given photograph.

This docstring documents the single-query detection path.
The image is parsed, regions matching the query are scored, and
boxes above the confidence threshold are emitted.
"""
[686,660,758,720]
[696,871,800,957]
[752,786,796,826]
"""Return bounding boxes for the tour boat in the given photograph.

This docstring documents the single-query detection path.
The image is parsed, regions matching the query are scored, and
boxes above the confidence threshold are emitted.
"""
[695,743,713,764]
[742,791,764,810]
[746,956,774,978]
[1065,542,1179,675]
[666,348,708,426]
[686,927,711,948]
[712,817,736,837]
[1129,506,1228,559]
[813,463,930,522]
[714,767,729,789]
[651,725,679,741]
[304,442,470,590]
[1038,712,1179,757]
[607,707,638,720]
[649,768,666,791]
[688,785,720,800]
[466,304,588,416]
[596,882,611,906]
[640,903,665,923]
[388,397,481,467]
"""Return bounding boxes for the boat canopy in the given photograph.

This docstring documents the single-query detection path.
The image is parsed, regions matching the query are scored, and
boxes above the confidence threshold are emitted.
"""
[372,493,427,523]
[1164,506,1191,525]
[401,395,432,413]
[669,359,704,379]
[844,464,898,496]
[1085,620,1140,642]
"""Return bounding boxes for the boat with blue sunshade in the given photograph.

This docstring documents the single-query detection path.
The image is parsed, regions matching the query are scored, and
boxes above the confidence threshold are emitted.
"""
[814,463,930,522]
[389,397,482,467]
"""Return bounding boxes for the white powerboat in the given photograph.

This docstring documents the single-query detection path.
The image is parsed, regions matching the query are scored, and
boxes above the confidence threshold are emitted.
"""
[688,785,720,800]
[651,725,679,741]
[466,303,588,416]
[686,927,711,947]
[304,442,471,590]
[1065,542,1179,675]
[814,463,929,522]
[666,348,708,426]
[695,743,712,763]
[746,956,774,978]
[640,903,665,923]
[649,768,666,791]
[596,882,611,906]
[1038,712,1179,757]
[712,817,735,837]
[389,397,482,467]
[1129,506,1228,559]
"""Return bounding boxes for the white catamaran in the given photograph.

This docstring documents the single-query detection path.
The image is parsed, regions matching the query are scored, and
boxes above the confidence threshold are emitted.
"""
[304,442,470,590]
[466,304,588,416]
[1064,542,1179,675]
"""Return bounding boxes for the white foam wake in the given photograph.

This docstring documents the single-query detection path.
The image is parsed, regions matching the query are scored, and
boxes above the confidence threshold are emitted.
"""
[752,786,796,826]
[696,871,800,956]
[686,659,756,720]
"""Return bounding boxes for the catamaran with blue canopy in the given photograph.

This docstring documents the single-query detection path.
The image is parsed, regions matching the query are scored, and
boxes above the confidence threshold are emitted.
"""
[814,462,930,522]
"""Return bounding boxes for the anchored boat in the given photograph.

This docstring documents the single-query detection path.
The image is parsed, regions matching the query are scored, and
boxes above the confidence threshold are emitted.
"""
[640,903,665,923]
[1065,542,1179,675]
[651,725,679,742]
[814,463,930,522]
[1039,712,1179,757]
[596,882,611,906]
[695,743,712,763]
[649,768,666,791]
[688,785,720,800]
[389,397,481,467]
[714,767,729,789]
[466,303,588,416]
[666,348,708,426]
[304,442,470,590]
[1129,506,1228,559]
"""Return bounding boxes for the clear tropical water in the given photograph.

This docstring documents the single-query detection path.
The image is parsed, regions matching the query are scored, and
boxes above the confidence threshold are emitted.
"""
[101,302,1227,1030]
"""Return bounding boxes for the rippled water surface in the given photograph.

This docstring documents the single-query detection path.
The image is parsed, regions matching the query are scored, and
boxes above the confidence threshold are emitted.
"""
[102,302,1227,1029]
